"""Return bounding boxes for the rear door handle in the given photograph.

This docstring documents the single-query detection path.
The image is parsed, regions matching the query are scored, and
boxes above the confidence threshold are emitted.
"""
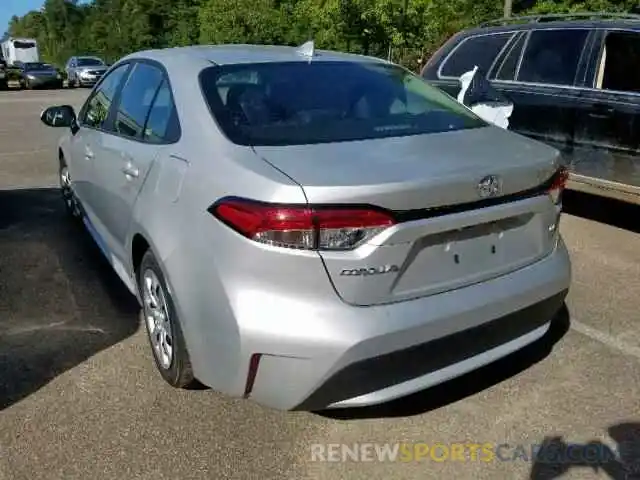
[121,162,139,178]
[587,105,615,118]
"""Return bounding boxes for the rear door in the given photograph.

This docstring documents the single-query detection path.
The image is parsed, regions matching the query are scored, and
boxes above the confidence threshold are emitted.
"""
[572,28,640,186]
[489,27,594,153]
[90,61,173,263]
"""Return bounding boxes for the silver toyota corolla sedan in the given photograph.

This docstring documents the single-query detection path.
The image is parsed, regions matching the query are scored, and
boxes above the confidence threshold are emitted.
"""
[40,42,571,411]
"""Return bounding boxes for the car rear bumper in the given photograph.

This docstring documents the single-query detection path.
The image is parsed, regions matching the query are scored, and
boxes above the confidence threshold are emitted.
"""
[174,233,570,411]
[295,290,565,410]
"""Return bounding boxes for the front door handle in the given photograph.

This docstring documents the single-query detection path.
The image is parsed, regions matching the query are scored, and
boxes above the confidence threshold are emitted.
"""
[84,146,94,160]
[121,163,139,178]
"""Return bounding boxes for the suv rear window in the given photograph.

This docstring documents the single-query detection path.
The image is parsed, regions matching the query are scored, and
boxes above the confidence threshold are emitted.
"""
[200,61,485,146]
[440,33,513,78]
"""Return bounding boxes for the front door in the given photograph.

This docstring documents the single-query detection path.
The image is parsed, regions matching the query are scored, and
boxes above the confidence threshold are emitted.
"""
[573,28,640,187]
[72,62,131,216]
[489,28,593,155]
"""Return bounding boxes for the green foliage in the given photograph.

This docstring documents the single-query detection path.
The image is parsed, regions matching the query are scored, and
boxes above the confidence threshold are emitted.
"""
[5,0,637,69]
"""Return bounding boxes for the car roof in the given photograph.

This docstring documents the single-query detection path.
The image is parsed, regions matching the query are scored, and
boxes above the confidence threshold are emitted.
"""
[119,44,390,70]
[462,17,640,37]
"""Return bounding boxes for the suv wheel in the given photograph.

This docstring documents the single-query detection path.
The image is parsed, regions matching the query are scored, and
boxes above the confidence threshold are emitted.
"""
[138,250,196,388]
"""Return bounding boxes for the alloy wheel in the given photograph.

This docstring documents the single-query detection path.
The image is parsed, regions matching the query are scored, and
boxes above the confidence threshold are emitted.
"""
[142,269,174,370]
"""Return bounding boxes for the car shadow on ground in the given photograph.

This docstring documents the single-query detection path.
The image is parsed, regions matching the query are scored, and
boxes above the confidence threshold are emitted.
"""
[0,187,140,410]
[563,190,640,234]
[318,304,570,420]
[529,422,640,479]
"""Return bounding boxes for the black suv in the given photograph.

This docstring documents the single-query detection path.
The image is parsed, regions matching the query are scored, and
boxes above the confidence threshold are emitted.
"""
[422,13,640,205]
[0,57,7,90]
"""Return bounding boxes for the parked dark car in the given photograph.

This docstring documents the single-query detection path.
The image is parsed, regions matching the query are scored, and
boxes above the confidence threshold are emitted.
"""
[17,62,63,89]
[422,12,640,205]
[0,57,7,90]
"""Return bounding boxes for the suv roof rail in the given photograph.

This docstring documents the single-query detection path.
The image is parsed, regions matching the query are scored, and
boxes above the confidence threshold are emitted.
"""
[480,12,640,27]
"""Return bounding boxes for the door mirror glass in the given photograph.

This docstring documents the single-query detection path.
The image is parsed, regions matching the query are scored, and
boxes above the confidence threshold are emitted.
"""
[40,105,76,128]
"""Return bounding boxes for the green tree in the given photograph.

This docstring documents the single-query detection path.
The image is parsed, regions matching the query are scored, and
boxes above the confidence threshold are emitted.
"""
[5,0,639,69]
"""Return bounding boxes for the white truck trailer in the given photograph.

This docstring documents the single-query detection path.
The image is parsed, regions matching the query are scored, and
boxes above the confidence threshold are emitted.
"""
[0,37,40,66]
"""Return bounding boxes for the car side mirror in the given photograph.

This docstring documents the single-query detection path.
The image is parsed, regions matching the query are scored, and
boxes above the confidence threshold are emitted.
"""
[40,105,77,130]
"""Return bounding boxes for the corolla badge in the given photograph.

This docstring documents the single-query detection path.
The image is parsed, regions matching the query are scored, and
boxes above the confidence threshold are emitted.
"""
[477,175,502,198]
[340,265,400,277]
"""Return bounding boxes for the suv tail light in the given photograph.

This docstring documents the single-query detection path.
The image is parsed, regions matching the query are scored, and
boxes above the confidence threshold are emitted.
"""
[547,166,569,205]
[210,198,395,251]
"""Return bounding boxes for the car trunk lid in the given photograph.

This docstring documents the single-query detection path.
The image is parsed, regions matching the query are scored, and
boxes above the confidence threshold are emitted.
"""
[254,126,563,306]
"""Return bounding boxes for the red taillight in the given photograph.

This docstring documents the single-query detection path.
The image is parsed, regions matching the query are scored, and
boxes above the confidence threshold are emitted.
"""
[547,166,569,205]
[243,353,262,399]
[210,198,395,251]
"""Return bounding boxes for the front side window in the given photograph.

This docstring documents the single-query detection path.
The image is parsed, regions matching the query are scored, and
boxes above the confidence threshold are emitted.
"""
[595,31,640,94]
[82,63,130,130]
[517,29,589,86]
[113,63,164,139]
[440,33,513,78]
[200,61,486,147]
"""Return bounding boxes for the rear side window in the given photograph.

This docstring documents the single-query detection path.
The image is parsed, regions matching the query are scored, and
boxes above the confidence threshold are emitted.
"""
[200,61,486,147]
[517,29,589,85]
[494,33,527,81]
[440,33,513,78]
[144,79,180,143]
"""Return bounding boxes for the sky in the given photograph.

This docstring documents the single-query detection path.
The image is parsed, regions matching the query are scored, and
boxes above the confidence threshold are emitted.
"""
[2,0,44,36]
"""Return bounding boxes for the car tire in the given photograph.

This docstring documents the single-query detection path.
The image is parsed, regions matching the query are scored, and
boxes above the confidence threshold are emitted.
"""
[138,249,196,389]
[59,157,82,220]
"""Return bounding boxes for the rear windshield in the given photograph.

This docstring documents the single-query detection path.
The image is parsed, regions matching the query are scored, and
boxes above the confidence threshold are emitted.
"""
[200,61,485,146]
[78,58,104,66]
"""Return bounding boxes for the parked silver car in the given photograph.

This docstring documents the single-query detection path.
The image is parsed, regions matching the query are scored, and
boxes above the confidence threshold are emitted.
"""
[40,43,571,411]
[65,56,108,87]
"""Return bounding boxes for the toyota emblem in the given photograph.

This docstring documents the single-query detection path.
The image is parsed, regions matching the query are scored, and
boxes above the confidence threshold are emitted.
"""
[477,175,502,198]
